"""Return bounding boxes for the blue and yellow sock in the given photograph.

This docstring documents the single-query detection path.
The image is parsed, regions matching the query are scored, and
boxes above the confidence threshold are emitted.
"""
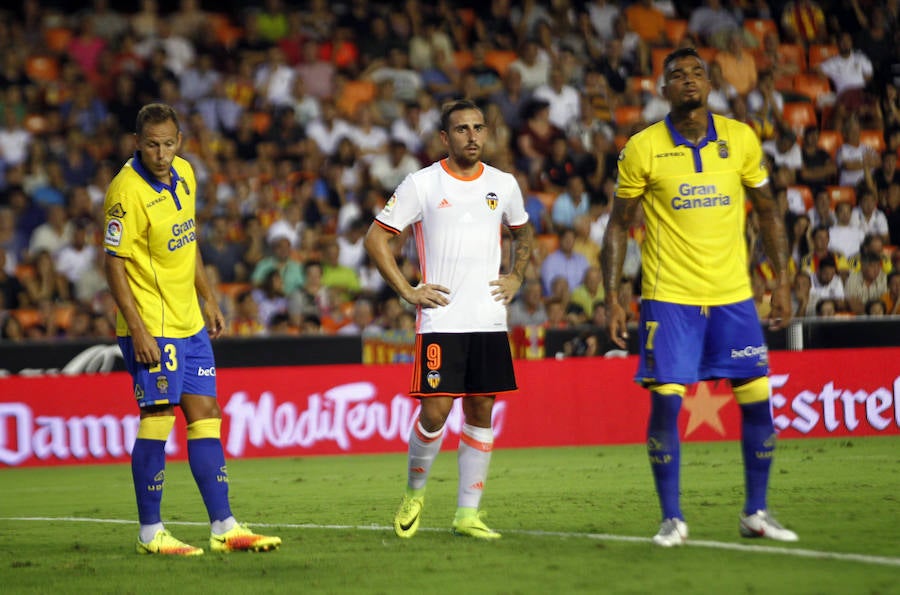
[648,385,685,521]
[132,415,175,526]
[735,378,774,515]
[187,418,233,523]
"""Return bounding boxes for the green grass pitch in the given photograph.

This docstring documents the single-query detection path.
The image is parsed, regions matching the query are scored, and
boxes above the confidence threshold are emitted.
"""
[1,436,898,594]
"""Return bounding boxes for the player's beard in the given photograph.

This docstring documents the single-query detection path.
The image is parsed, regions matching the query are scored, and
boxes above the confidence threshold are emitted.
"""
[453,144,482,168]
[680,98,704,111]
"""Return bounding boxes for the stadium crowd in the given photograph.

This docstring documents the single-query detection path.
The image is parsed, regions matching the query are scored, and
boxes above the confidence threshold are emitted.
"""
[1,0,900,343]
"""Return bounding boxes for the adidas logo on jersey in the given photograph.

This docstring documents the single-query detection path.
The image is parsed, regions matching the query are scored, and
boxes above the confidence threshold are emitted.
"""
[437,198,452,209]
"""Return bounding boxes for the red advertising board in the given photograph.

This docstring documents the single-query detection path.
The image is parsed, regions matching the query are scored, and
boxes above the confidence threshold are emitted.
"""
[1,348,898,467]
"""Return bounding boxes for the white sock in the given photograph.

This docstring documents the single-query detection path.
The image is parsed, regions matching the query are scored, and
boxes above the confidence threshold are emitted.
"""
[457,423,494,509]
[139,522,165,543]
[407,421,445,491]
[211,516,237,535]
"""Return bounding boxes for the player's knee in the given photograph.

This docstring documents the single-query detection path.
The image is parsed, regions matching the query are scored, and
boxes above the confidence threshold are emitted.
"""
[419,398,452,432]
[462,396,495,427]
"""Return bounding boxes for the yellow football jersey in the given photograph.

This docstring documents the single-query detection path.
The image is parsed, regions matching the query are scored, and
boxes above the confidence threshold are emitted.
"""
[103,154,204,338]
[616,113,768,306]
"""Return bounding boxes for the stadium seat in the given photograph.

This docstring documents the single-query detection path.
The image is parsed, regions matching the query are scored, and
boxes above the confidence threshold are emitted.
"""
[337,80,376,117]
[25,55,60,82]
[816,129,843,158]
[11,309,41,330]
[743,19,778,48]
[54,304,75,330]
[251,111,273,135]
[453,50,473,72]
[826,185,856,207]
[808,44,839,70]
[44,27,72,53]
[216,24,243,48]
[218,282,253,299]
[782,102,817,133]
[483,50,518,76]
[779,44,807,72]
[788,185,814,211]
[664,19,688,45]
[791,73,831,102]
[696,47,718,65]
[614,105,643,135]
[651,47,674,79]
[630,76,657,97]
[859,129,886,154]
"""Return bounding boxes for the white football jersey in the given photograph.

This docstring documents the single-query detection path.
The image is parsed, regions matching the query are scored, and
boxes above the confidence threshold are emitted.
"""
[375,159,529,333]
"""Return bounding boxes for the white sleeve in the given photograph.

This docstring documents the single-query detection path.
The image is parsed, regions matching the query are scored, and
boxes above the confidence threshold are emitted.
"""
[375,173,422,233]
[503,174,529,228]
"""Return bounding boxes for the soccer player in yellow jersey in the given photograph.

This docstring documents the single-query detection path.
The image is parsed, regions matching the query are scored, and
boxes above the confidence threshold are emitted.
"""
[104,103,280,555]
[601,49,799,547]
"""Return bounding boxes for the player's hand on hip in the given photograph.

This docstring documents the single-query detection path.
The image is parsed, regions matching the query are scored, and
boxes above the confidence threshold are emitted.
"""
[489,274,522,304]
[606,302,629,349]
[407,283,450,308]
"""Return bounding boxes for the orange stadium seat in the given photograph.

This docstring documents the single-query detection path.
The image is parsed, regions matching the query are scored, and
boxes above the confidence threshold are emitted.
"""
[25,55,60,82]
[664,19,688,45]
[484,50,518,76]
[816,129,842,158]
[788,185,814,210]
[630,76,657,97]
[808,44,839,70]
[53,304,75,330]
[453,50,473,72]
[218,282,253,300]
[43,26,73,53]
[779,44,807,72]
[826,185,856,207]
[791,73,831,102]
[696,46,718,65]
[11,309,41,330]
[251,111,273,134]
[651,47,674,78]
[743,19,778,48]
[614,105,643,134]
[337,79,376,117]
[859,129,886,154]
[782,102,817,133]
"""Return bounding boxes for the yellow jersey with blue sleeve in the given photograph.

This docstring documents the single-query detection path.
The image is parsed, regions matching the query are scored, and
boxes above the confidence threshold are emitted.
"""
[616,113,768,306]
[103,153,204,338]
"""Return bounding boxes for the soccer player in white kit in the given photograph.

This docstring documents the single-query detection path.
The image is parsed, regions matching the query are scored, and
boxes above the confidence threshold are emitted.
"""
[365,99,534,539]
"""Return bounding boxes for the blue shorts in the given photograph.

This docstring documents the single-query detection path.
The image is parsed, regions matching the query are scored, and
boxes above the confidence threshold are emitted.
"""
[635,299,769,386]
[118,328,217,408]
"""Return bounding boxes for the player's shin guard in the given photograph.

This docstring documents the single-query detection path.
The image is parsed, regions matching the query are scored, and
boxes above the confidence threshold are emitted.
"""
[457,423,494,510]
[132,415,175,525]
[187,418,233,523]
[735,378,775,514]
[648,388,684,521]
[407,420,445,493]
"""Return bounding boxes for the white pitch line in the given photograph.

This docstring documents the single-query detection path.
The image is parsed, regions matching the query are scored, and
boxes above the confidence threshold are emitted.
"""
[3,517,900,568]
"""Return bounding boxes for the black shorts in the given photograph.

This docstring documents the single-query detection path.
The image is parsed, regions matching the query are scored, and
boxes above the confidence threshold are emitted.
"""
[410,332,517,397]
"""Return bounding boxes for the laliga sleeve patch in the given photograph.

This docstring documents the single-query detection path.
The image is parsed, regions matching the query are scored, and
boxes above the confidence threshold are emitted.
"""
[105,218,124,247]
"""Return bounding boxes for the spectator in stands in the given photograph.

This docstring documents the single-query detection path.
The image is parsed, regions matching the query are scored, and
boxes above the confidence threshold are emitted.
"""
[797,126,837,193]
[763,127,802,184]
[688,0,741,50]
[746,70,784,140]
[807,254,847,315]
[801,224,849,277]
[367,47,424,105]
[755,32,801,89]
[90,0,129,42]
[829,201,866,260]
[28,204,71,258]
[320,237,361,305]
[542,137,577,195]
[391,101,437,157]
[295,39,335,100]
[572,213,601,269]
[817,33,877,131]
[551,175,589,230]
[848,233,893,274]
[882,271,900,315]
[508,39,551,92]
[814,297,838,317]
[21,249,69,307]
[55,218,96,288]
[0,313,25,341]
[516,99,563,183]
[533,67,581,133]
[252,269,288,328]
[707,61,738,117]
[780,0,828,47]
[836,115,880,189]
[845,252,888,314]
[490,67,532,135]
[337,296,383,337]
[872,151,900,205]
[0,248,24,310]
[516,171,553,236]
[465,42,504,101]
[230,289,266,336]
[807,188,835,229]
[851,187,890,244]
[714,28,758,97]
[0,109,32,169]
[508,278,548,328]
[131,0,160,40]
[540,227,589,296]
[369,139,421,195]
[787,213,812,269]
[570,265,604,319]
[201,215,245,284]
[306,98,354,159]
[791,269,812,317]
[251,231,305,295]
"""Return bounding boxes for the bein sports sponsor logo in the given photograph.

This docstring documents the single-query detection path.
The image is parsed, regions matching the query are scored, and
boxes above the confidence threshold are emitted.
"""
[770,374,900,434]
[671,183,732,210]
[731,345,768,359]
[223,383,507,456]
[197,366,216,377]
